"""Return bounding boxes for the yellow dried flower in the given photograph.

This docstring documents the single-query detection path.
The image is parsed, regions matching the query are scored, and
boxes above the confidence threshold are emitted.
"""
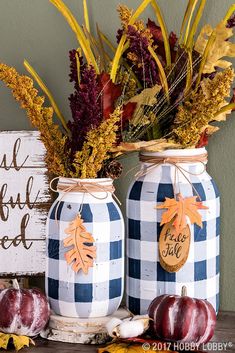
[0,63,68,176]
[117,4,133,30]
[127,52,139,65]
[172,68,234,147]
[72,106,122,178]
[134,20,145,32]
[117,4,153,46]
[134,21,154,46]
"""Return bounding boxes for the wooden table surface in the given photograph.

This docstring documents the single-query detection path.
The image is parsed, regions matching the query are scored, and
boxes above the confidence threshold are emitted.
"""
[8,311,235,353]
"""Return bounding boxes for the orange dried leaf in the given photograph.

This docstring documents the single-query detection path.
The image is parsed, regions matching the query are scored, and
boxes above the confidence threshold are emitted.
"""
[195,22,235,73]
[64,215,96,274]
[111,139,182,153]
[98,342,175,353]
[0,333,35,351]
[157,193,208,234]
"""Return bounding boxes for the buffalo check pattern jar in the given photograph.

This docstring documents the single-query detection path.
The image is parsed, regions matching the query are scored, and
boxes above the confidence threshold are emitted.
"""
[126,148,220,315]
[46,178,124,318]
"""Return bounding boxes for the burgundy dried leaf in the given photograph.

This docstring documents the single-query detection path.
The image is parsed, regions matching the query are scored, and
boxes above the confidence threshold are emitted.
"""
[147,19,163,42]
[121,102,137,124]
[147,19,178,63]
[98,73,122,119]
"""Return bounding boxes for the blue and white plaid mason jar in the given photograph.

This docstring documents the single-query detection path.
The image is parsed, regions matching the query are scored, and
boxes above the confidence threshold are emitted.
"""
[46,178,124,318]
[126,148,220,315]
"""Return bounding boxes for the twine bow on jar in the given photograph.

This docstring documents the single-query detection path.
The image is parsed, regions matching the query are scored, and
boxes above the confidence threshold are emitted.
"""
[50,177,116,198]
[137,152,208,201]
[49,177,121,222]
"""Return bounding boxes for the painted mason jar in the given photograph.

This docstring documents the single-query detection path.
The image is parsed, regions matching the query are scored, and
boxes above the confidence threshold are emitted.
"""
[46,178,124,318]
[126,148,220,315]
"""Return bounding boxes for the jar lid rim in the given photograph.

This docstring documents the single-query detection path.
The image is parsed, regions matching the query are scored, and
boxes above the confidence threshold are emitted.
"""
[58,177,113,183]
[140,147,207,157]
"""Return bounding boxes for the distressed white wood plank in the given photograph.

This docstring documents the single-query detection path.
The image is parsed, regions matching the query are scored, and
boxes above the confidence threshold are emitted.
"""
[0,206,49,237]
[0,131,46,168]
[0,240,45,275]
[0,168,51,203]
[0,131,51,276]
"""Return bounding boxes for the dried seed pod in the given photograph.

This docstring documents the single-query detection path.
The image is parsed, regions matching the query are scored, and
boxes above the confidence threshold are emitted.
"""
[104,160,123,179]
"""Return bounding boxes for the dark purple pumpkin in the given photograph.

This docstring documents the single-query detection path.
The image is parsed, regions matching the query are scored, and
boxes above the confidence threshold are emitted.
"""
[0,281,50,336]
[148,287,216,344]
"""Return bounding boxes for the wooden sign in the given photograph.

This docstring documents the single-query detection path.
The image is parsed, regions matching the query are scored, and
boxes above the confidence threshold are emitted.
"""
[0,131,51,276]
[159,221,191,273]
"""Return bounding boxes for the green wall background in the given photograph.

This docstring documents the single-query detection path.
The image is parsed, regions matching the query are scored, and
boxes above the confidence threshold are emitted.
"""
[0,0,234,311]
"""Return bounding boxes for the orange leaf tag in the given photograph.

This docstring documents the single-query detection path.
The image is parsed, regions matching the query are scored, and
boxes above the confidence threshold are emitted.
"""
[156,193,208,272]
[157,193,208,234]
[63,215,96,274]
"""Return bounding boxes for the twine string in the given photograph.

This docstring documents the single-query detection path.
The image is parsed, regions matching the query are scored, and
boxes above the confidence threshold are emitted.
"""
[137,153,208,201]
[174,164,178,198]
[49,177,121,223]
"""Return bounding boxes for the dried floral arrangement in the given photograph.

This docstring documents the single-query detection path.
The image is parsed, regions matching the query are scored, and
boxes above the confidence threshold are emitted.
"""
[114,1,235,151]
[1,0,235,179]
